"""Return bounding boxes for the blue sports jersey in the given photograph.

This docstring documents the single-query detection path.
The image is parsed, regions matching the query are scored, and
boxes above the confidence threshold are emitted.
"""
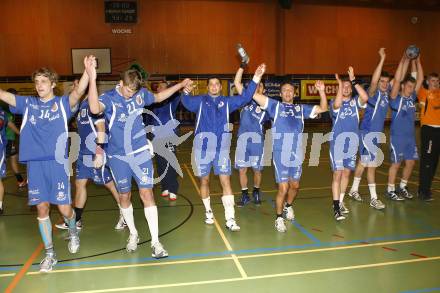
[263,98,316,151]
[389,93,417,137]
[330,96,365,137]
[181,80,257,150]
[360,90,389,132]
[99,86,155,156]
[77,98,105,155]
[10,95,75,162]
[149,94,180,139]
[237,100,269,137]
[0,109,8,149]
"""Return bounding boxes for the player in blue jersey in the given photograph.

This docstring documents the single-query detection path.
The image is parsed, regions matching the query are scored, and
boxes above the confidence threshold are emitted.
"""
[56,83,125,230]
[233,66,269,206]
[181,64,265,231]
[0,56,95,272]
[386,54,424,200]
[252,80,328,232]
[148,81,181,201]
[348,48,389,210]
[88,64,192,257]
[330,67,369,221]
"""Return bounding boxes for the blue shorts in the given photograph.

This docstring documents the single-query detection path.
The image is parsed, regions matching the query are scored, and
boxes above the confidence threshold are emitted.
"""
[107,152,154,193]
[359,131,382,165]
[390,135,419,163]
[234,142,264,171]
[27,160,71,206]
[330,140,357,171]
[0,149,6,178]
[272,150,302,183]
[192,149,231,177]
[76,154,112,185]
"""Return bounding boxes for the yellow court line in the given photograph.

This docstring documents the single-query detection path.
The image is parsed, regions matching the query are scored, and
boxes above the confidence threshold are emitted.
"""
[65,256,440,293]
[183,164,248,279]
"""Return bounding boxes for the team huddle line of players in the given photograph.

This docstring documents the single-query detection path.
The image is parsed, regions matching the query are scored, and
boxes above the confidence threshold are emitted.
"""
[0,47,437,273]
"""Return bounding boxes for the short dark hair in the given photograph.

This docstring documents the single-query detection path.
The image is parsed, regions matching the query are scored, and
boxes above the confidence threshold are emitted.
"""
[380,71,390,78]
[402,75,416,85]
[428,72,439,79]
[120,69,143,91]
[207,76,221,84]
[32,67,58,84]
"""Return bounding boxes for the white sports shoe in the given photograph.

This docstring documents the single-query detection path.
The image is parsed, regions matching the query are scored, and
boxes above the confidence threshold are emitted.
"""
[39,253,57,273]
[205,210,214,225]
[370,198,386,210]
[339,201,349,214]
[283,206,295,221]
[151,242,168,259]
[114,214,127,230]
[275,217,287,233]
[225,218,240,232]
[68,232,80,254]
[348,190,362,202]
[126,234,139,252]
[169,193,177,201]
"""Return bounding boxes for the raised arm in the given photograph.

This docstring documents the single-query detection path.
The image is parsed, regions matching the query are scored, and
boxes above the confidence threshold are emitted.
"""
[348,66,368,105]
[314,80,328,114]
[69,56,94,108]
[368,48,386,97]
[234,67,245,95]
[415,55,424,93]
[390,54,409,99]
[333,74,343,110]
[93,120,106,169]
[154,79,191,103]
[253,93,268,108]
[0,89,16,107]
[85,57,102,115]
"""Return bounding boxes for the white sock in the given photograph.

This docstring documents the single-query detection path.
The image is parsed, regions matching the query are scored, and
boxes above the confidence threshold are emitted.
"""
[0,201,3,209]
[368,184,377,200]
[121,205,138,235]
[350,177,361,192]
[399,179,408,189]
[202,197,212,212]
[144,206,159,245]
[221,195,235,221]
[339,193,345,203]
[387,184,395,193]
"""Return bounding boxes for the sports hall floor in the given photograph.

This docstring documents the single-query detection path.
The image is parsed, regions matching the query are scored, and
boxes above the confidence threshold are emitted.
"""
[0,125,439,293]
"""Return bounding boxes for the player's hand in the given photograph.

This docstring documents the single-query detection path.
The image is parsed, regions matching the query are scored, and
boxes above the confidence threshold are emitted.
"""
[84,55,97,80]
[315,80,325,92]
[348,66,355,81]
[379,48,386,59]
[183,80,195,94]
[252,63,266,84]
[180,78,192,88]
[94,153,104,169]
[335,73,342,84]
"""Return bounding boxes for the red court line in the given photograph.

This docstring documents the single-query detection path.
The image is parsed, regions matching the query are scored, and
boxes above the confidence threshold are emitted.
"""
[410,253,428,258]
[382,246,398,252]
[332,234,345,239]
[311,228,323,232]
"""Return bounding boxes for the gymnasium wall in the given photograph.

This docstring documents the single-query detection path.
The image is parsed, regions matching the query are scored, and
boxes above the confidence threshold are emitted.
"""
[0,0,439,77]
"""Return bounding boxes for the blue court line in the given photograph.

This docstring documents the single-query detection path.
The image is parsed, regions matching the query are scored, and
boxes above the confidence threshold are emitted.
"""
[291,220,322,243]
[1,231,439,273]
[401,287,440,293]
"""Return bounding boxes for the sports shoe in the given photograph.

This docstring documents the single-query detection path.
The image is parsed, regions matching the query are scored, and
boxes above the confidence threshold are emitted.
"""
[418,192,434,202]
[205,210,214,225]
[348,190,362,202]
[126,233,140,252]
[237,194,251,207]
[114,215,127,230]
[275,217,287,232]
[370,198,385,210]
[55,220,82,230]
[334,210,346,221]
[225,218,240,231]
[151,242,168,259]
[282,205,295,221]
[253,190,262,205]
[339,202,349,214]
[161,190,169,197]
[169,193,177,201]
[68,232,80,254]
[39,253,57,273]
[386,191,405,201]
[398,187,414,199]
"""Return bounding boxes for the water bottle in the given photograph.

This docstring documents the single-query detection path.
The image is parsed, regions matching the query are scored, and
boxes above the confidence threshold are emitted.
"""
[237,43,249,65]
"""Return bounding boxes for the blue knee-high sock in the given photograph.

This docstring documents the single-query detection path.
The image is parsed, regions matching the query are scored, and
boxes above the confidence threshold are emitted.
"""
[64,211,77,234]
[38,217,54,254]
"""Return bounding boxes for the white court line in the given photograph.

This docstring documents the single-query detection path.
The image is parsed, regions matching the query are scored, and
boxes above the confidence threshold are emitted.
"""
[184,164,248,279]
[65,256,440,292]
